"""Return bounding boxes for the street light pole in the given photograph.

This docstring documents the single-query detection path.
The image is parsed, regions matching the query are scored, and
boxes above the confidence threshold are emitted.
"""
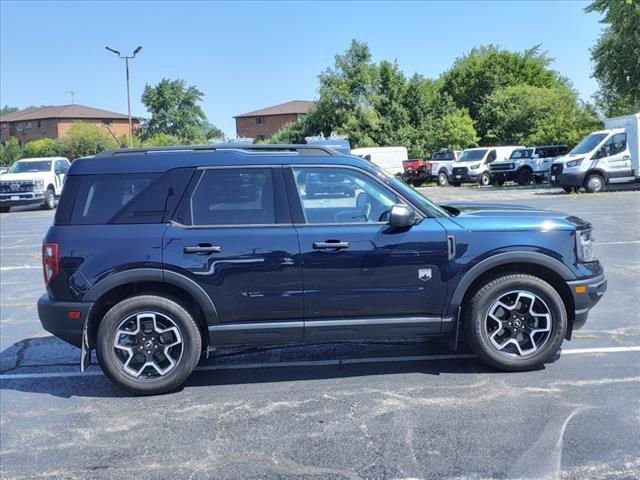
[105,45,142,147]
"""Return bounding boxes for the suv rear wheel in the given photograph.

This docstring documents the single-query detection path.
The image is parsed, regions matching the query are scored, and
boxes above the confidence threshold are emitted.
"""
[96,295,202,395]
[463,274,567,371]
[437,171,449,186]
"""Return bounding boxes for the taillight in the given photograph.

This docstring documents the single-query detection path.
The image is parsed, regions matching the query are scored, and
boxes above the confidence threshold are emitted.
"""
[42,242,59,284]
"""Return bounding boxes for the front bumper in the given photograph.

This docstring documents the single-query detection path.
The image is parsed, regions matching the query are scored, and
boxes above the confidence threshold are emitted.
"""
[490,171,518,182]
[449,172,480,183]
[38,294,93,348]
[567,273,607,331]
[551,172,586,188]
[0,191,45,207]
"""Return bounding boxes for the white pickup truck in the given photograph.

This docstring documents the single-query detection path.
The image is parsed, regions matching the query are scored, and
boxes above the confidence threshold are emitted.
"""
[0,157,70,212]
[550,113,639,193]
[489,145,568,186]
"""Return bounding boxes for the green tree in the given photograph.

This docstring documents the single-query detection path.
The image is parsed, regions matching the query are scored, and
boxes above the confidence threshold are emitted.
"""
[141,132,181,147]
[203,123,225,141]
[0,137,22,165]
[22,138,62,158]
[0,105,19,116]
[140,78,210,143]
[586,0,640,116]
[440,45,568,127]
[477,85,601,146]
[58,121,118,159]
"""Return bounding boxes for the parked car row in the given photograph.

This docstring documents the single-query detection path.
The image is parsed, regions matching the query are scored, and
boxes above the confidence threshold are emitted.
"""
[394,112,639,193]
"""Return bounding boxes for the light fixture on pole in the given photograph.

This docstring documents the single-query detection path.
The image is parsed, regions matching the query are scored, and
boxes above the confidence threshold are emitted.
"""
[105,45,142,147]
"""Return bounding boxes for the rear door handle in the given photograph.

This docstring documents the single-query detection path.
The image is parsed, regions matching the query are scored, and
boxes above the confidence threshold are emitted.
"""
[184,244,222,254]
[313,241,350,250]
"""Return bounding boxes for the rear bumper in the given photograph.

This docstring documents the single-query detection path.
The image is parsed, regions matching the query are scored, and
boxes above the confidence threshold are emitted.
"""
[38,294,93,348]
[567,273,607,331]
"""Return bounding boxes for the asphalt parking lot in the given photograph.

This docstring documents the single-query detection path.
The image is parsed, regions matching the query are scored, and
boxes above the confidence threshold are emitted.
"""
[1,184,639,480]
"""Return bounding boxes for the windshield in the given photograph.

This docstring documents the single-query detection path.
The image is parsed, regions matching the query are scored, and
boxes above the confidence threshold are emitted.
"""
[569,133,607,155]
[8,161,51,173]
[431,151,455,161]
[509,148,534,159]
[458,149,487,162]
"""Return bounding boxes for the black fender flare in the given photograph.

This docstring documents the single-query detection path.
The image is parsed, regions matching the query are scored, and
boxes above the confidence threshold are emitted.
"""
[446,251,576,316]
[84,267,220,324]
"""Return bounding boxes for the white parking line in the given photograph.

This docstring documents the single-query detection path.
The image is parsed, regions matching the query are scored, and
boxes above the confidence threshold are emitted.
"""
[0,346,638,381]
[0,265,40,271]
[598,240,640,245]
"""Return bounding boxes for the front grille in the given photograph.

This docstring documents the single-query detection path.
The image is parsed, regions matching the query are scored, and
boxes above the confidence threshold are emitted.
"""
[490,163,515,171]
[0,181,37,193]
[550,164,563,175]
[452,167,468,175]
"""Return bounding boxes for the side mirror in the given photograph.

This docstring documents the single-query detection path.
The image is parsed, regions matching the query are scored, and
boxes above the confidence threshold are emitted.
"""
[388,204,417,228]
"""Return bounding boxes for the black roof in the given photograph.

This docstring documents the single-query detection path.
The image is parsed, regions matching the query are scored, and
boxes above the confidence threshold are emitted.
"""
[70,144,374,175]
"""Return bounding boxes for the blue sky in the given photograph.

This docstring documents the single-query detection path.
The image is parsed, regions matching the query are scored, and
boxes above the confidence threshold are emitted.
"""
[1,1,603,136]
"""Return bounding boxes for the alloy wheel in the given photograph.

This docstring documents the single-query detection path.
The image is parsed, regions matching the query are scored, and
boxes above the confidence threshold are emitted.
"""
[484,290,553,357]
[113,311,184,378]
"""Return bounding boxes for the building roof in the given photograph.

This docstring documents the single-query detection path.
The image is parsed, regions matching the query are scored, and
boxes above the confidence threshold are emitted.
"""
[0,104,137,122]
[234,100,315,118]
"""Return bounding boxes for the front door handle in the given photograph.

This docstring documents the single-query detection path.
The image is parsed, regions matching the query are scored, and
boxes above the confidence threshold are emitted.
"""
[184,244,222,254]
[622,155,631,160]
[313,241,350,250]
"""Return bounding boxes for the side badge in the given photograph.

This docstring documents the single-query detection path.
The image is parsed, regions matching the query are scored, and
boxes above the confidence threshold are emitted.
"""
[418,268,432,282]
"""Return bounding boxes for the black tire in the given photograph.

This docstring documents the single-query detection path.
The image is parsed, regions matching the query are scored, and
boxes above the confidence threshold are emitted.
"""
[584,173,605,193]
[534,176,544,184]
[437,171,449,186]
[42,187,56,210]
[0,206,9,213]
[411,179,423,187]
[463,273,567,371]
[96,295,202,395]
[478,172,491,186]
[516,168,533,186]
[562,187,574,194]
[495,179,505,187]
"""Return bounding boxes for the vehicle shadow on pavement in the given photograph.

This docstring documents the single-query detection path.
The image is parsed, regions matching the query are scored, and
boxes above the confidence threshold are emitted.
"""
[0,336,542,399]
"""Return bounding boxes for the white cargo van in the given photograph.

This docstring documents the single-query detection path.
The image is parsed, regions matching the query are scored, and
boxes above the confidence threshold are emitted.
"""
[449,146,523,186]
[550,112,639,193]
[351,146,408,178]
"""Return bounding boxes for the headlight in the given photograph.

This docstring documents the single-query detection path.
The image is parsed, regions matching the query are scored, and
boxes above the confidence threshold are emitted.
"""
[33,178,44,191]
[566,159,583,168]
[576,229,596,262]
[470,163,480,169]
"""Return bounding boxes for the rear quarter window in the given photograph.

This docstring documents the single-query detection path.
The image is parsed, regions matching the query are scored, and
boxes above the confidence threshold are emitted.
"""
[59,168,194,225]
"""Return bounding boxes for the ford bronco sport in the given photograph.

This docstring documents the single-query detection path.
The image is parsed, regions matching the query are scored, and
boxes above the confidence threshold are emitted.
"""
[38,144,607,395]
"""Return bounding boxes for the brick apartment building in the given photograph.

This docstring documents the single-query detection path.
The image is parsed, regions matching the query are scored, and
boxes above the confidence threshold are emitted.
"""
[234,100,315,141]
[0,104,140,145]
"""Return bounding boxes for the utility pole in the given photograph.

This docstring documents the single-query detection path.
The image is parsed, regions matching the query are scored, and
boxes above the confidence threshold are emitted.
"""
[67,91,76,104]
[105,45,143,146]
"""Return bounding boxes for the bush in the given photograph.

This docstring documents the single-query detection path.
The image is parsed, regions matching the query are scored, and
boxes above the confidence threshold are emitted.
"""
[0,137,22,166]
[58,122,118,159]
[22,138,62,158]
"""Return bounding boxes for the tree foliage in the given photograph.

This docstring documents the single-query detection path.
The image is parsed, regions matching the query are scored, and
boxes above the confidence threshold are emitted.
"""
[141,132,181,147]
[269,40,602,157]
[140,78,215,143]
[0,137,22,165]
[586,0,640,116]
[22,138,61,158]
[58,121,118,159]
[478,85,601,146]
[0,105,19,116]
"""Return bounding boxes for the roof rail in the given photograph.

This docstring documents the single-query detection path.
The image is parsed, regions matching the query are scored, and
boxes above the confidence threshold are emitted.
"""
[94,143,342,157]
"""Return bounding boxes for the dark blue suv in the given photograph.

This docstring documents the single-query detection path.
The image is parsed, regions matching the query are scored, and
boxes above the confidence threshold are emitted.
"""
[38,145,607,394]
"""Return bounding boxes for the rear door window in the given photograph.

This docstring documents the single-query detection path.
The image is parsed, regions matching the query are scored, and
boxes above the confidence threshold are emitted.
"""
[188,168,276,226]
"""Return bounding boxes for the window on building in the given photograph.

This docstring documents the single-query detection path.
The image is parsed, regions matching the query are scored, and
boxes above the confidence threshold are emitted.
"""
[37,121,42,128]
[102,119,112,126]
[256,116,265,125]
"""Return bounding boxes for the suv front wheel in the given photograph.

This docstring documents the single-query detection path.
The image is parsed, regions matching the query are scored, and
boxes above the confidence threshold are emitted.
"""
[96,295,202,395]
[464,274,567,371]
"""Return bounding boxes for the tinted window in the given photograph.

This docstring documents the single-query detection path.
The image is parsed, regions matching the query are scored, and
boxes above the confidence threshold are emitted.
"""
[601,133,627,156]
[70,174,159,225]
[510,149,534,159]
[458,149,487,162]
[293,167,399,224]
[190,169,275,225]
[54,160,69,174]
[570,133,607,155]
[431,150,455,161]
